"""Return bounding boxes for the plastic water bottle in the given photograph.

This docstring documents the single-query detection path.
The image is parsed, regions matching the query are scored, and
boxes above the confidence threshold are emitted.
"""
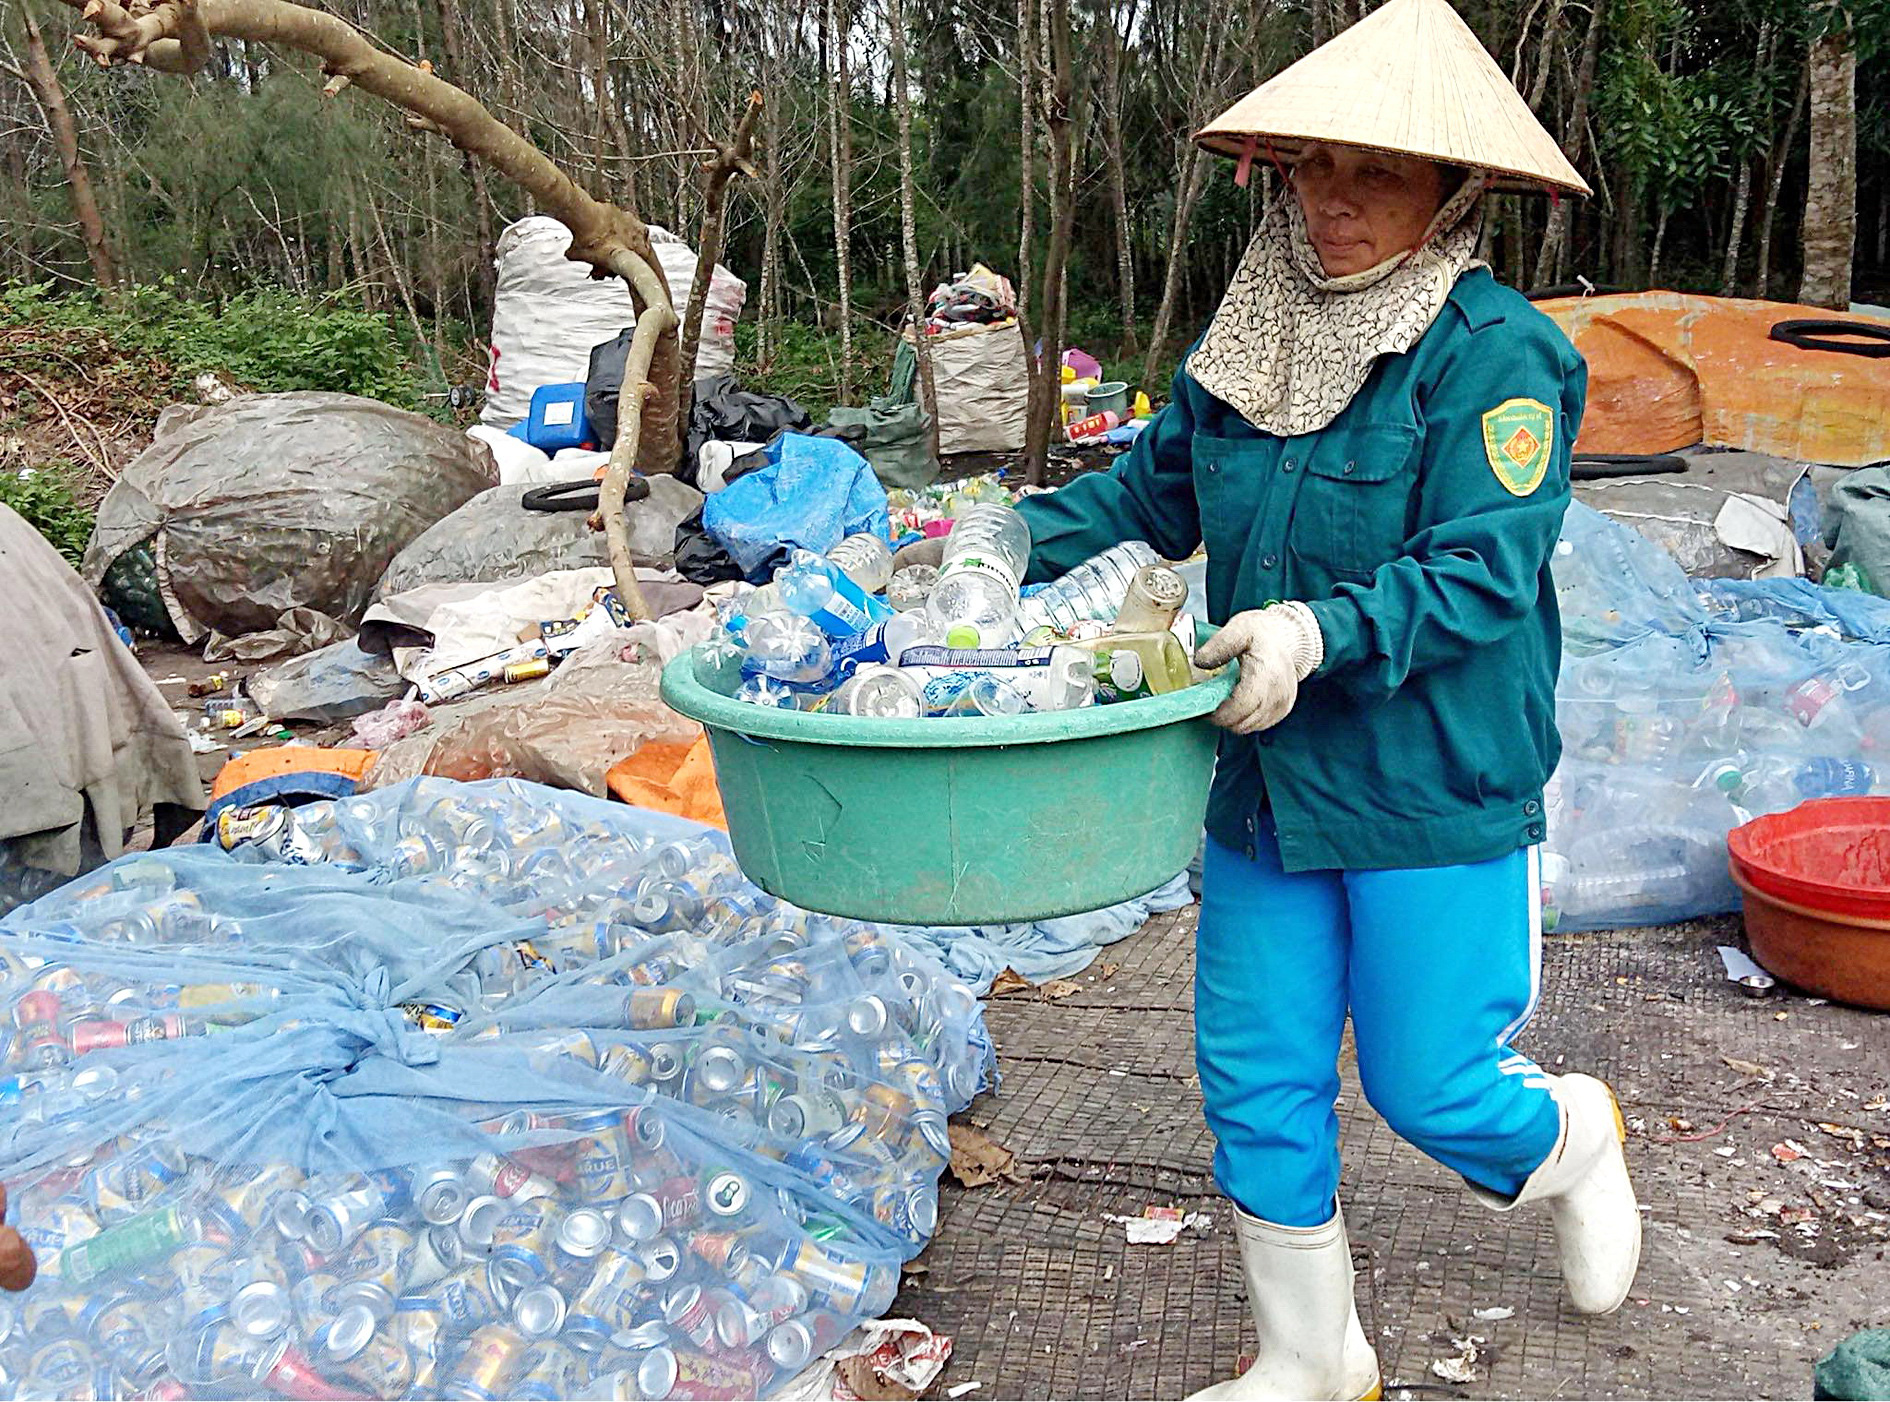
[925,504,1031,648]
[741,612,832,684]
[828,612,938,680]
[827,535,895,594]
[899,644,1095,715]
[828,666,925,718]
[887,566,939,613]
[1016,542,1161,634]
[778,549,894,638]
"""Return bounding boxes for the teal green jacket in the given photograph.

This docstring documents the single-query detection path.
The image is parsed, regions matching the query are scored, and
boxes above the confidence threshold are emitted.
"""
[1017,269,1586,872]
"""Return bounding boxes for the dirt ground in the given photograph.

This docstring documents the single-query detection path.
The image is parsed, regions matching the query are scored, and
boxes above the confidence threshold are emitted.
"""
[896,907,1890,1400]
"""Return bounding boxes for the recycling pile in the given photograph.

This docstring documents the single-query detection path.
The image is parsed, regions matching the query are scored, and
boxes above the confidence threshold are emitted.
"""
[702,504,1214,719]
[1546,502,1890,931]
[0,778,991,1400]
[885,474,1012,552]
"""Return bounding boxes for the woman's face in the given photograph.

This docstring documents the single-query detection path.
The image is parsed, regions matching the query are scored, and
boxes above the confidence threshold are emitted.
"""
[1290,144,1450,277]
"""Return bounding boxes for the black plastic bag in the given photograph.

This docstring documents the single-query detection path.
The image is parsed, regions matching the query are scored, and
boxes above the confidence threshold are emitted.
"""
[681,375,813,485]
[584,327,636,448]
[673,506,748,584]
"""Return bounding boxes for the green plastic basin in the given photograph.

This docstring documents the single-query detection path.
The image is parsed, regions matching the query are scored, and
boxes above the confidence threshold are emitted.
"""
[659,645,1234,925]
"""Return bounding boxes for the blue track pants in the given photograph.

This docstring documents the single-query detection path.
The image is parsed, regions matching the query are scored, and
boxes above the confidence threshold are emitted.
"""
[1195,821,1562,1227]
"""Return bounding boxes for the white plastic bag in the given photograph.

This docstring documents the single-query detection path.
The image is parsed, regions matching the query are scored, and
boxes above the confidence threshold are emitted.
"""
[482,217,747,428]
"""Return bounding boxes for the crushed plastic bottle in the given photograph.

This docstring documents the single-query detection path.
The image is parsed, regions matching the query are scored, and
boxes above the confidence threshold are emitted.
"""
[778,550,894,639]
[827,666,925,718]
[827,534,895,594]
[740,612,832,685]
[1016,541,1160,634]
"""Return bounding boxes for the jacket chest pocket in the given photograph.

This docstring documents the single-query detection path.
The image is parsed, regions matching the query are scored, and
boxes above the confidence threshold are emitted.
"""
[1291,423,1418,578]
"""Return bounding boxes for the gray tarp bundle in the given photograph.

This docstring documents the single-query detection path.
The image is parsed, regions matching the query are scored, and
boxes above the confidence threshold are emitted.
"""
[0,504,203,909]
[82,392,495,644]
[375,476,703,597]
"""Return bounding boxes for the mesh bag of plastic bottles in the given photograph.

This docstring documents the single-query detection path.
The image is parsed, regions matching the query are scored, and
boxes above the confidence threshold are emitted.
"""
[0,778,992,1400]
[1546,504,1890,931]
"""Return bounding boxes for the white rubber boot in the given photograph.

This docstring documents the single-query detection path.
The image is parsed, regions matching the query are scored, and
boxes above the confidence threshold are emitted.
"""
[1188,1205,1383,1401]
[1467,1072,1642,1315]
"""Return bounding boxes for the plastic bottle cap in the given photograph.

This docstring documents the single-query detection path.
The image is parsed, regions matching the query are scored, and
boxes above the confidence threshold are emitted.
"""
[945,626,980,648]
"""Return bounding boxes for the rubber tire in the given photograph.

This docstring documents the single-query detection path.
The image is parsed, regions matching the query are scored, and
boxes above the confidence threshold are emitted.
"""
[1767,318,1890,359]
[519,477,651,513]
[1572,453,1689,480]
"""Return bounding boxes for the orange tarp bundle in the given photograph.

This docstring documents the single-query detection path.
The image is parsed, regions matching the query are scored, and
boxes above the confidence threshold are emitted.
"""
[606,734,727,831]
[1537,292,1890,467]
[211,746,376,802]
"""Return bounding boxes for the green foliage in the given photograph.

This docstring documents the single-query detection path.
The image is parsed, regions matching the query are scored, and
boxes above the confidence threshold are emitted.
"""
[0,462,95,566]
[0,281,420,407]
[734,319,900,424]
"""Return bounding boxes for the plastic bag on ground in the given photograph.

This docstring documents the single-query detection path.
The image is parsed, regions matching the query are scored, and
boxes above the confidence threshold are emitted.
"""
[683,376,815,488]
[1546,502,1890,931]
[0,776,990,1400]
[249,637,409,723]
[701,435,891,581]
[202,607,351,665]
[82,393,496,643]
[376,479,706,599]
[465,426,560,487]
[482,218,746,429]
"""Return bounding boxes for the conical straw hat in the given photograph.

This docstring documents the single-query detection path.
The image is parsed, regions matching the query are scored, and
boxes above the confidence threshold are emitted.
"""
[1195,0,1590,196]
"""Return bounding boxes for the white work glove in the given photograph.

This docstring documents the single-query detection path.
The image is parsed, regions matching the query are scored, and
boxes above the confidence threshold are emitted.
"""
[1193,602,1325,735]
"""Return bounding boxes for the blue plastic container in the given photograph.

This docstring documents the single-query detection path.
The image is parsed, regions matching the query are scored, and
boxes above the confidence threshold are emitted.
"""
[523,382,593,453]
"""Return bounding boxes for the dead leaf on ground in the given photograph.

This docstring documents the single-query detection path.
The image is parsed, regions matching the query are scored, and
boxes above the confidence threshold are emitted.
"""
[1038,978,1081,1001]
[1099,962,1121,979]
[836,1355,920,1401]
[1723,1055,1773,1080]
[988,968,1031,997]
[949,1122,1024,1189]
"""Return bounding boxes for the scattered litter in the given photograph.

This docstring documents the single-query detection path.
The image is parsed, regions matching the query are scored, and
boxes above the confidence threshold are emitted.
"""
[948,1122,1024,1189]
[184,731,225,754]
[1723,1055,1774,1080]
[1037,978,1082,1001]
[826,1318,954,1401]
[1430,1335,1484,1384]
[349,696,431,749]
[1472,1306,1515,1321]
[1774,1139,1809,1162]
[1714,1145,1738,1157]
[1105,1206,1213,1245]
[946,1384,983,1399]
[1717,945,1776,993]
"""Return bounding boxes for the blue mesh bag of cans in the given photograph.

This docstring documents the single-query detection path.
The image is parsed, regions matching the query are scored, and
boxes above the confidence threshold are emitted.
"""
[0,777,994,1400]
[1545,503,1890,932]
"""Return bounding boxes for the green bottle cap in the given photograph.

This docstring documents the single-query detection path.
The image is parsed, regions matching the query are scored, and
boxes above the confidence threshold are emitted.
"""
[945,625,979,648]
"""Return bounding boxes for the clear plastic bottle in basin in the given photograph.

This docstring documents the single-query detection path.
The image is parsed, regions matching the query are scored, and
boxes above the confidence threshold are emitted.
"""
[1017,541,1161,633]
[827,534,895,594]
[925,504,1031,648]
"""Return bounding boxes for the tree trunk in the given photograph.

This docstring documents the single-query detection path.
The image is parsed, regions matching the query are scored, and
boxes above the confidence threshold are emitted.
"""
[826,0,855,405]
[1016,0,1037,335]
[431,0,495,326]
[1022,0,1075,485]
[1102,0,1139,357]
[1755,64,1809,299]
[1143,145,1208,386]
[886,0,941,464]
[1532,0,1604,288]
[1800,25,1856,309]
[19,3,117,288]
[1648,203,1670,288]
[1721,157,1754,295]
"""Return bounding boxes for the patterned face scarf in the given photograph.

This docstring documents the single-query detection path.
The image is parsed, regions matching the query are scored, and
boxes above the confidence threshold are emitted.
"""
[1188,173,1488,437]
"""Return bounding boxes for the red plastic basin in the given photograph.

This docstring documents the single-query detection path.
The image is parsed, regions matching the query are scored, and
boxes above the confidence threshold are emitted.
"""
[1728,796,1890,920]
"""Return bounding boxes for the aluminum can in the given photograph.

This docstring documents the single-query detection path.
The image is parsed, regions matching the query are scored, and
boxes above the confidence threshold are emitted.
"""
[18,1197,99,1266]
[687,1229,748,1275]
[662,1283,715,1349]
[646,1042,685,1087]
[409,1165,468,1227]
[14,991,69,1069]
[638,1235,683,1285]
[786,1239,870,1313]
[553,1207,612,1276]
[701,1168,752,1223]
[650,1175,700,1230]
[569,1111,633,1202]
[612,1192,665,1247]
[407,1221,464,1288]
[83,1141,187,1222]
[441,1323,527,1401]
[346,1330,416,1397]
[394,1295,448,1392]
[487,1196,563,1291]
[469,1153,558,1203]
[201,1163,302,1241]
[669,1347,764,1400]
[514,1339,585,1400]
[767,1090,847,1140]
[565,1247,647,1345]
[304,1182,393,1256]
[231,1280,293,1340]
[598,1043,653,1085]
[458,1194,506,1253]
[57,1203,188,1285]
[290,1271,344,1328]
[437,1265,505,1331]
[336,1219,414,1311]
[510,1282,567,1339]
[845,994,890,1038]
[625,988,695,1029]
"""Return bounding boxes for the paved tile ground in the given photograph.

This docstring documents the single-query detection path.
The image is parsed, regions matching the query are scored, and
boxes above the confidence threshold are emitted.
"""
[899,908,1890,1399]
